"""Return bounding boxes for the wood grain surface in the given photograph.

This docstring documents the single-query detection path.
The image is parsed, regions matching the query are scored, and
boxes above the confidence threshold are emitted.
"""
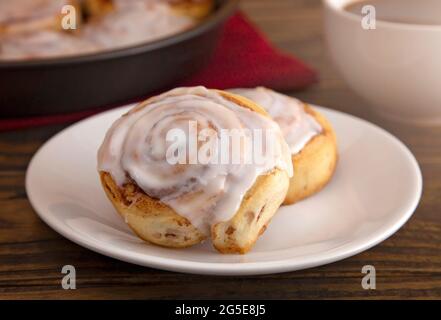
[0,0,440,299]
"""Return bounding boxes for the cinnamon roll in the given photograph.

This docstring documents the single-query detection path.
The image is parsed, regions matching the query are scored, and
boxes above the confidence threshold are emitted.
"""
[230,87,338,205]
[98,87,293,254]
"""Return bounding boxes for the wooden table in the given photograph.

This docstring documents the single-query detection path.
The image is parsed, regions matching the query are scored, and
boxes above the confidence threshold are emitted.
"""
[1,0,440,299]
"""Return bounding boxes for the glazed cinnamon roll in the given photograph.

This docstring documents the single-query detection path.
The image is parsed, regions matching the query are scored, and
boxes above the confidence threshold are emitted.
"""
[98,87,293,254]
[230,87,338,205]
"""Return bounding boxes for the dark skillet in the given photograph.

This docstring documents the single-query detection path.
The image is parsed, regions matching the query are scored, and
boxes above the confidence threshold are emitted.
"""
[0,0,238,118]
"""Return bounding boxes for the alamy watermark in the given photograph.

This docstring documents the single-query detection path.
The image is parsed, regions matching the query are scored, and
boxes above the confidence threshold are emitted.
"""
[361,5,376,30]
[165,120,280,166]
[61,265,76,290]
[61,5,78,30]
[361,265,376,290]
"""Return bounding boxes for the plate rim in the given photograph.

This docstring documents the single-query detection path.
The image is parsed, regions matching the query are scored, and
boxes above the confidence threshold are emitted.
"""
[25,104,423,276]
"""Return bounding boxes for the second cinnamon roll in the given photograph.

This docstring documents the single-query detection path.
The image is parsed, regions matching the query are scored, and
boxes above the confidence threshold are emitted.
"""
[230,87,338,205]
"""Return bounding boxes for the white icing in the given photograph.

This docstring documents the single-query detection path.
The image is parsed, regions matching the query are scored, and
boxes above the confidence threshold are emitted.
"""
[83,1,194,50]
[0,0,67,25]
[230,87,322,154]
[0,30,98,60]
[98,86,293,235]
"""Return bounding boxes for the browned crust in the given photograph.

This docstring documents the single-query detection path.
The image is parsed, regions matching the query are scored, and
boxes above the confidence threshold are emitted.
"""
[81,0,114,20]
[84,0,215,21]
[100,171,206,248]
[101,167,289,254]
[283,104,338,205]
[215,89,270,117]
[212,168,289,254]
[168,0,215,20]
[98,89,289,254]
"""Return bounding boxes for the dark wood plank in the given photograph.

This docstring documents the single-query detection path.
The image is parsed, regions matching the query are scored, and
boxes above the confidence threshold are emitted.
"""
[0,0,440,299]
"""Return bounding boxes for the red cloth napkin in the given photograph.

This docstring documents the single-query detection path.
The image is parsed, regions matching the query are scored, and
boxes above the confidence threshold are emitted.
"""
[0,12,317,132]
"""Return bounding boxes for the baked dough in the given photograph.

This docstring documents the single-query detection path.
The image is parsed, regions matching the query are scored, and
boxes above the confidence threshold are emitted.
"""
[81,0,114,19]
[168,0,215,19]
[83,0,214,20]
[285,105,337,204]
[100,168,288,253]
[98,88,292,254]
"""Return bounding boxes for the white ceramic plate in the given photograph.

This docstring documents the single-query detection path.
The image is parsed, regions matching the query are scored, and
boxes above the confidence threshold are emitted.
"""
[26,105,422,276]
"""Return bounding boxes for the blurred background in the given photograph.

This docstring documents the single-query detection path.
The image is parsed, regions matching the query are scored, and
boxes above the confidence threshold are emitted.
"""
[0,0,440,299]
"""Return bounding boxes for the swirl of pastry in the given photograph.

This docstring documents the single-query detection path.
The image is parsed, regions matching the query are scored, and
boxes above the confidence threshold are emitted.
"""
[98,86,293,253]
[230,87,338,205]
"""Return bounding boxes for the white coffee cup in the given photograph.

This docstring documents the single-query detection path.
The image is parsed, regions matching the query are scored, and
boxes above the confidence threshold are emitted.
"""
[323,0,441,125]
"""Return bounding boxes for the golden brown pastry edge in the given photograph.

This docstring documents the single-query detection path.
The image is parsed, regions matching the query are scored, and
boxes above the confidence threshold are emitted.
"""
[283,104,338,205]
